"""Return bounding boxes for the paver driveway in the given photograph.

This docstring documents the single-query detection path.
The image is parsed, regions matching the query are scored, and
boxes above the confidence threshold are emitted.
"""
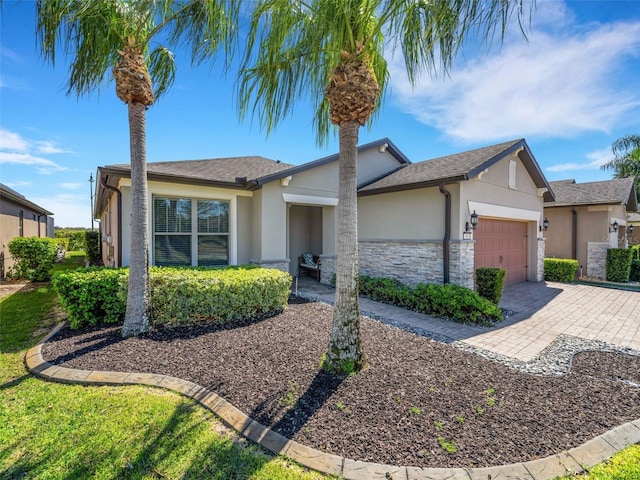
[480,281,640,361]
[296,278,640,362]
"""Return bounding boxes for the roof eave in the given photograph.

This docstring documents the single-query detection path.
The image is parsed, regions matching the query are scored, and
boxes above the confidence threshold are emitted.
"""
[0,186,54,215]
[358,176,466,196]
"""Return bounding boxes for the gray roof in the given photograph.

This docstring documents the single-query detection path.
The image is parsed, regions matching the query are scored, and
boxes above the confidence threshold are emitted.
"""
[359,139,554,201]
[545,177,638,211]
[0,183,53,215]
[104,156,294,187]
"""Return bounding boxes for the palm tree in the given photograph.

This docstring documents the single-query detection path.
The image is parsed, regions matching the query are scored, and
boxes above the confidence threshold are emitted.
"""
[37,0,238,337]
[239,0,530,373]
[602,134,640,198]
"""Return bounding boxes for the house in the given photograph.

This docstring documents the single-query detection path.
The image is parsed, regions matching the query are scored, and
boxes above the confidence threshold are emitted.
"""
[0,183,54,278]
[94,138,553,289]
[628,212,640,246]
[544,177,638,278]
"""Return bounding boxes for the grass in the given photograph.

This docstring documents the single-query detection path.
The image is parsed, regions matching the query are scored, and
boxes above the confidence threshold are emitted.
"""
[0,254,331,480]
[556,444,640,479]
[1,253,638,479]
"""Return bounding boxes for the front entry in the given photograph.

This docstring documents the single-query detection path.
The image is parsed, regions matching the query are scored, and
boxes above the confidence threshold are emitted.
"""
[474,218,528,285]
[288,205,323,277]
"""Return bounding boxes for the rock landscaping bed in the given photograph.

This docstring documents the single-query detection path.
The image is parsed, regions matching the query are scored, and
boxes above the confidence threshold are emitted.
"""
[41,298,640,469]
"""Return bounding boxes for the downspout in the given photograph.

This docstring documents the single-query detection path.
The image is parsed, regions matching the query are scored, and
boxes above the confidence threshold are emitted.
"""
[571,207,577,260]
[101,179,123,267]
[438,183,451,284]
[37,213,45,237]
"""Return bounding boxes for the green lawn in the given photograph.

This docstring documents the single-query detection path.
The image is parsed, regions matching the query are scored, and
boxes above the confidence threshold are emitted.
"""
[0,254,331,480]
[1,254,637,479]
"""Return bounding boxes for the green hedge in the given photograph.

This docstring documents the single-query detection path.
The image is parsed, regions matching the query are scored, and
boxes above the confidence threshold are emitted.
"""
[359,275,502,326]
[85,231,102,266]
[53,268,128,328]
[606,248,633,283]
[544,258,579,282]
[475,268,506,304]
[8,237,59,281]
[54,229,86,251]
[630,260,640,282]
[53,266,292,329]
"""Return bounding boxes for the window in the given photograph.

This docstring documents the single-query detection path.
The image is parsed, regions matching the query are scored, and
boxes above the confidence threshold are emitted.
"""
[508,159,517,189]
[153,197,229,266]
[19,210,24,237]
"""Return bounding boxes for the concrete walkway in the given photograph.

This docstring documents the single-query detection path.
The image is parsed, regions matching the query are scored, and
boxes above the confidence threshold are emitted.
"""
[295,277,640,362]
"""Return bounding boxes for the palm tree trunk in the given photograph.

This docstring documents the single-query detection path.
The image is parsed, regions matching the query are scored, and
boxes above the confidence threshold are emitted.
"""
[122,102,151,337]
[326,120,365,373]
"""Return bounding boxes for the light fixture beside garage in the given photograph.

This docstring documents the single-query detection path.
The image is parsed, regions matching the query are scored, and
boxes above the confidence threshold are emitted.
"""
[539,217,549,232]
[465,211,479,238]
[610,220,619,233]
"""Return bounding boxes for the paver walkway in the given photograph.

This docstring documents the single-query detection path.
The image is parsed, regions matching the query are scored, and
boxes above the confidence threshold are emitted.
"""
[295,277,640,361]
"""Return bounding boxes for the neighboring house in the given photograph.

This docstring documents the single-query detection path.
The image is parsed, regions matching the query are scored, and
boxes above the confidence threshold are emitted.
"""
[0,183,54,278]
[544,177,638,278]
[628,212,640,246]
[95,138,553,289]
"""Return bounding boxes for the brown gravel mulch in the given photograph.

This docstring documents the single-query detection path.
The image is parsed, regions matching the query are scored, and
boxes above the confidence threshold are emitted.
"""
[40,299,640,469]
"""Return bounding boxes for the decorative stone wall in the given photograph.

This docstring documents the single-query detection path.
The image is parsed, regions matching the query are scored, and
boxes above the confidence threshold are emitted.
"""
[358,240,444,287]
[249,258,290,273]
[587,242,608,279]
[449,240,475,290]
[536,238,545,282]
[319,255,336,285]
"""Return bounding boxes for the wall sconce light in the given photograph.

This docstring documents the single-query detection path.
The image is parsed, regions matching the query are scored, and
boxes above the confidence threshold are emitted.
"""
[470,211,479,230]
[610,220,619,233]
[540,217,549,232]
[630,224,635,234]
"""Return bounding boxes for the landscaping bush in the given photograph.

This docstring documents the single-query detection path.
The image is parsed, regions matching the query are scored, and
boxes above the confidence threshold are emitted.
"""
[544,258,579,282]
[8,237,59,281]
[53,268,128,329]
[55,229,86,251]
[630,260,640,282]
[606,248,633,283]
[84,231,102,266]
[359,275,502,326]
[53,266,292,329]
[475,267,506,304]
[150,266,291,326]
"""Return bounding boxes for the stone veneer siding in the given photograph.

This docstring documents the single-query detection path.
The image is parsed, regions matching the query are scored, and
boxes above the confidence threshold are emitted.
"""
[448,241,475,289]
[537,238,545,282]
[319,255,336,285]
[587,242,608,279]
[249,258,290,273]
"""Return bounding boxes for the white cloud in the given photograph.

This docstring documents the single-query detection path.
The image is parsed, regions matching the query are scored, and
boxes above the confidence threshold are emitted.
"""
[31,193,93,229]
[36,141,72,155]
[0,129,71,174]
[2,180,32,189]
[388,2,640,143]
[0,151,68,174]
[0,128,29,151]
[547,146,612,172]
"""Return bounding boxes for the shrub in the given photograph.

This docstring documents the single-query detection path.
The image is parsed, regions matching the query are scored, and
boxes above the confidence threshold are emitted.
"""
[631,245,640,261]
[630,260,640,282]
[55,229,86,251]
[53,268,128,329]
[150,266,291,326]
[544,258,579,282]
[475,268,506,304]
[8,237,59,281]
[360,275,502,326]
[606,248,633,283]
[85,231,102,266]
[54,266,292,329]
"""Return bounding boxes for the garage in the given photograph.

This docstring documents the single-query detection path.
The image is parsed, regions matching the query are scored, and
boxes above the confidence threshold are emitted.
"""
[474,218,528,285]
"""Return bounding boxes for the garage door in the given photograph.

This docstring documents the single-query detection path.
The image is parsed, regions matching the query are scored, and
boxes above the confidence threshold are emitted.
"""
[474,219,528,285]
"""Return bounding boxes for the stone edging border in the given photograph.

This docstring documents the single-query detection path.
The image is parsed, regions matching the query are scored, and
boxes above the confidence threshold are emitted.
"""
[25,322,640,480]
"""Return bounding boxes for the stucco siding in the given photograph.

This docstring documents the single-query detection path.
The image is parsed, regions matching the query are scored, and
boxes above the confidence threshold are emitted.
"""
[358,188,445,240]
[237,196,252,265]
[259,183,287,260]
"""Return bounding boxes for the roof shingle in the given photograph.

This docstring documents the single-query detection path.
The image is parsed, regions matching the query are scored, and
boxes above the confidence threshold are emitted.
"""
[545,177,637,210]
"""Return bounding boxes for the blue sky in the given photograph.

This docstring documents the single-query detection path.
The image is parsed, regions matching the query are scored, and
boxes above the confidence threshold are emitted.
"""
[1,0,639,228]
